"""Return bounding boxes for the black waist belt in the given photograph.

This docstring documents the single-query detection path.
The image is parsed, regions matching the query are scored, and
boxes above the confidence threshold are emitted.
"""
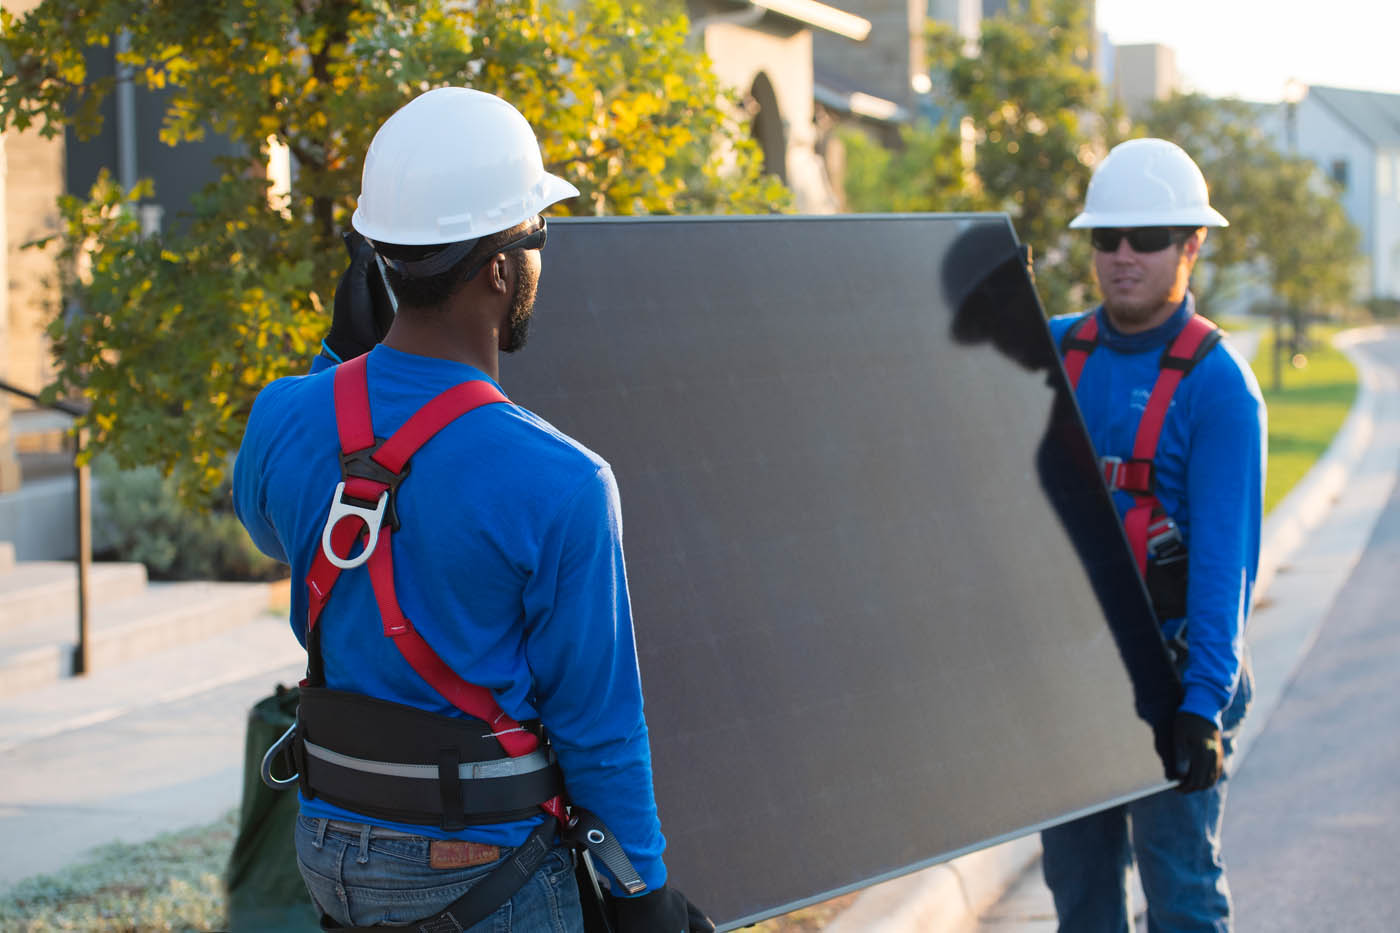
[295,687,565,829]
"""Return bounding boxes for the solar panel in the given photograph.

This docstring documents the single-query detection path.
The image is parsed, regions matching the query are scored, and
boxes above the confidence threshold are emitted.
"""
[501,214,1180,929]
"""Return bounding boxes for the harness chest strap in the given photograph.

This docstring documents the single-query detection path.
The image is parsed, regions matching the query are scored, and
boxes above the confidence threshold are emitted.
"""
[1060,312,1222,576]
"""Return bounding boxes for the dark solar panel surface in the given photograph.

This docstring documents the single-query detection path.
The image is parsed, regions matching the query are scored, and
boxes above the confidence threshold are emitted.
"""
[501,214,1181,929]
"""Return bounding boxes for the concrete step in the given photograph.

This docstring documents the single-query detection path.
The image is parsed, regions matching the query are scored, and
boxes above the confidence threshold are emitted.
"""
[0,611,304,754]
[0,559,148,630]
[0,579,275,696]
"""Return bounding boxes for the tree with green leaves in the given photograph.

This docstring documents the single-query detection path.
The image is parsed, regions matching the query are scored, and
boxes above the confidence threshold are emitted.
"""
[925,0,1103,316]
[842,0,1104,315]
[0,0,788,503]
[839,119,982,216]
[1139,92,1361,335]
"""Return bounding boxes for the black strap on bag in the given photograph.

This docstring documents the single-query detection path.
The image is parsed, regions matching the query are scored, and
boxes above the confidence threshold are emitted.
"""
[320,815,560,933]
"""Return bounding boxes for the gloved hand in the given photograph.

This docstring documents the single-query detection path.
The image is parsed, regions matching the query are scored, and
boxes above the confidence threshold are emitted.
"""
[610,884,714,933]
[325,229,395,361]
[1172,711,1223,792]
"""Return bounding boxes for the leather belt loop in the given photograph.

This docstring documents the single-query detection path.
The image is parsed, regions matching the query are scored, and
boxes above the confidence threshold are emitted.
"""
[438,747,465,832]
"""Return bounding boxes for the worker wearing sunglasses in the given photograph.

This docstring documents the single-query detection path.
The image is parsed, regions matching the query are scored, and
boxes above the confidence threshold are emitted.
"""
[1089,226,1197,255]
[1083,221,1209,333]
[1043,138,1263,933]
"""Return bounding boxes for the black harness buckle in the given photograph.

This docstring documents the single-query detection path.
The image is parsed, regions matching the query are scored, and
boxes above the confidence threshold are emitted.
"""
[339,439,411,532]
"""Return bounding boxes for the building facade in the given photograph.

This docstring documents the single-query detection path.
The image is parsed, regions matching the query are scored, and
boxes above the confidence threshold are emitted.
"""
[688,1,873,213]
[1112,43,1179,115]
[1277,85,1400,301]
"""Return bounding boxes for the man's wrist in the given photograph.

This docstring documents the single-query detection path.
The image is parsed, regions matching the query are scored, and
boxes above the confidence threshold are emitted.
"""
[1179,685,1225,728]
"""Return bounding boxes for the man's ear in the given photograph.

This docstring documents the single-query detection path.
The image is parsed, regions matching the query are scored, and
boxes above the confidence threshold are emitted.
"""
[1184,227,1207,261]
[487,252,512,295]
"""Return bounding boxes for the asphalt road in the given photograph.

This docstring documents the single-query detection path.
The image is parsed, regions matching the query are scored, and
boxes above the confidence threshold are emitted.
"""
[1225,428,1400,929]
[975,329,1400,931]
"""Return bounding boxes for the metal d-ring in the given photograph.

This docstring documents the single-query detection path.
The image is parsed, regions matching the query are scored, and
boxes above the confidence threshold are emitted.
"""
[320,482,388,570]
[260,721,300,789]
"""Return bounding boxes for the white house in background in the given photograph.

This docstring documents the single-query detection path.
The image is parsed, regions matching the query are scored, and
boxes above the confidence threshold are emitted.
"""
[1276,85,1400,302]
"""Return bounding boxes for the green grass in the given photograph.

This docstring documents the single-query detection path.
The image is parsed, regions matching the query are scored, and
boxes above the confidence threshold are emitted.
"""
[1250,327,1359,514]
[0,811,235,932]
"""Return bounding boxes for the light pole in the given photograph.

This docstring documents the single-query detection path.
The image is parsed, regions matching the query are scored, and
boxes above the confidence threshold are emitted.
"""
[1275,79,1308,393]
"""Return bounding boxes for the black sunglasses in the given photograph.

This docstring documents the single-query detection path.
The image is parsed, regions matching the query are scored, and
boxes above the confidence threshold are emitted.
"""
[379,217,550,281]
[1090,227,1193,254]
[461,217,548,282]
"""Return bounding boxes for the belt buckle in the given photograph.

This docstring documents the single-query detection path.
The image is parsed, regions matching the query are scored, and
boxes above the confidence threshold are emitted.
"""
[1100,455,1125,492]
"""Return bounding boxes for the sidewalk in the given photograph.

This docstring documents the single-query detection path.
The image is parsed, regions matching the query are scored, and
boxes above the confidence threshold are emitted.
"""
[828,325,1400,932]
[0,615,304,886]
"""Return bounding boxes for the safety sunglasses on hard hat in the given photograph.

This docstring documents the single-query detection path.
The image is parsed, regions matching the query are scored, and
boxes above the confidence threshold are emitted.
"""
[379,217,549,281]
[461,217,548,282]
[1089,227,1193,254]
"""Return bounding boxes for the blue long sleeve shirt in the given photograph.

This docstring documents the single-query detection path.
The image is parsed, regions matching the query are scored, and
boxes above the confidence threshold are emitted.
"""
[1048,296,1266,726]
[233,345,668,890]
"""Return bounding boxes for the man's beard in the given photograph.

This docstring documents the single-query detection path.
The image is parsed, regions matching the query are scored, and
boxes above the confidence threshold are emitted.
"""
[1102,296,1164,329]
[502,256,540,354]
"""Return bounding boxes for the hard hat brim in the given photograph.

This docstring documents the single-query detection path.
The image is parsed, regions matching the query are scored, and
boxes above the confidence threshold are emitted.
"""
[1069,206,1229,229]
[352,170,580,246]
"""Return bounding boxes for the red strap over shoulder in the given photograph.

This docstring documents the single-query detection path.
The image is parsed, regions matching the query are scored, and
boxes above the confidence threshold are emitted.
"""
[334,355,376,455]
[1060,313,1100,389]
[1130,315,1218,463]
[1121,315,1220,575]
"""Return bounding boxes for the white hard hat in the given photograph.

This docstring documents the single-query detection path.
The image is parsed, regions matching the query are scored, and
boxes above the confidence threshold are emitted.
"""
[351,87,579,246]
[1069,138,1228,229]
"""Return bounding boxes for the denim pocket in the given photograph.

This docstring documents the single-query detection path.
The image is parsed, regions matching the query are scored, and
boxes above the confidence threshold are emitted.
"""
[293,815,581,931]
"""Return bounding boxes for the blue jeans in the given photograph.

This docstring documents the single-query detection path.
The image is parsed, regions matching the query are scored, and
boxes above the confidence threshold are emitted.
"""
[1041,667,1252,933]
[294,815,584,931]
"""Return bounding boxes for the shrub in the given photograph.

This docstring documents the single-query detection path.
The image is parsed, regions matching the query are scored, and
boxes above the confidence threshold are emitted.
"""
[92,454,286,581]
[1366,297,1400,320]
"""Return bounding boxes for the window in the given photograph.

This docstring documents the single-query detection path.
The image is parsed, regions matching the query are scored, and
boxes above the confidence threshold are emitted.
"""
[1331,158,1350,190]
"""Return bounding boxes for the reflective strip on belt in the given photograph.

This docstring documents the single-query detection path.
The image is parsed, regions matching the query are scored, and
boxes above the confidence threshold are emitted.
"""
[304,740,555,781]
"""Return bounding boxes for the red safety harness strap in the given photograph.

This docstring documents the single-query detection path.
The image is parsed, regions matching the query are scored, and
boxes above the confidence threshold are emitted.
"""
[1061,312,1221,576]
[1060,313,1100,388]
[303,356,554,768]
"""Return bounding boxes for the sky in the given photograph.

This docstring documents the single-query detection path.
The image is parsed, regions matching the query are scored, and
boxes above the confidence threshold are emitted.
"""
[1095,0,1400,102]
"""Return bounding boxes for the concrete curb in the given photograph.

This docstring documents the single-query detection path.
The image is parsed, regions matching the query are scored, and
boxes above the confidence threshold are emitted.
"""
[1253,325,1384,601]
[823,837,1041,933]
[1233,325,1397,766]
[824,326,1389,933]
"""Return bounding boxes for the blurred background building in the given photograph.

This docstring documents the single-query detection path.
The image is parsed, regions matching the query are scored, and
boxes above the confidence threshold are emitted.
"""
[1270,85,1400,303]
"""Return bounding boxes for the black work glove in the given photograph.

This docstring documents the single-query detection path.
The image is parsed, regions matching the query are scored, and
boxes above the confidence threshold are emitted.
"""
[1172,711,1223,792]
[610,884,714,933]
[325,229,395,361]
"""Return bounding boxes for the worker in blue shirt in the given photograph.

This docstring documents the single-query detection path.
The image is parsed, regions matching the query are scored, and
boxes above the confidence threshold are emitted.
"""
[1040,138,1266,932]
[234,87,711,932]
